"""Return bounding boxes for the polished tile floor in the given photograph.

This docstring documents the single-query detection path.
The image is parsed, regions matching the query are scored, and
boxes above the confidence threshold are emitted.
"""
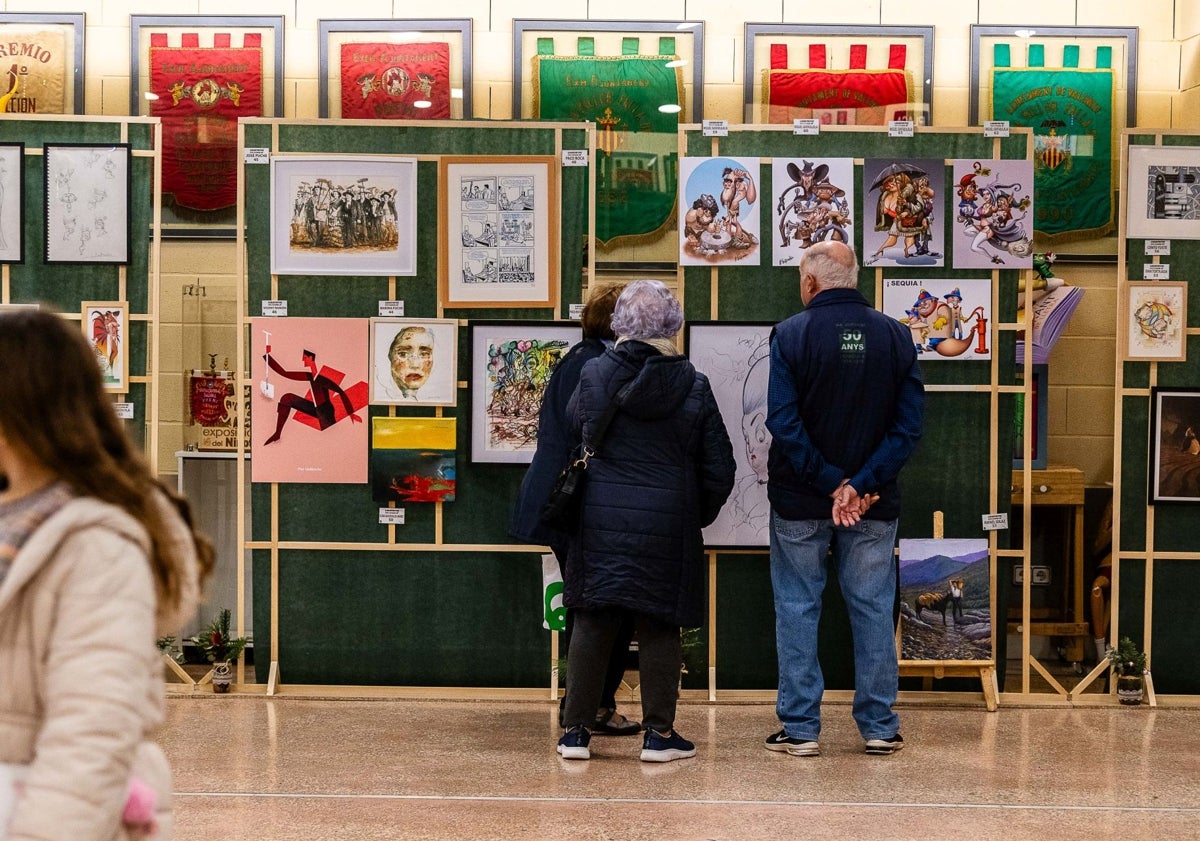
[162,697,1199,840]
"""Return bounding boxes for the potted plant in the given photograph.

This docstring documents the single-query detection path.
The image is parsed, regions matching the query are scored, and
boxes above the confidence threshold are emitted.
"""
[190,609,249,693]
[1106,636,1148,705]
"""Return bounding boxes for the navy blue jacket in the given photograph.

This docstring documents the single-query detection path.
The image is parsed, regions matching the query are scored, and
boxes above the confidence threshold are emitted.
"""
[563,341,735,628]
[509,338,607,546]
[766,288,924,521]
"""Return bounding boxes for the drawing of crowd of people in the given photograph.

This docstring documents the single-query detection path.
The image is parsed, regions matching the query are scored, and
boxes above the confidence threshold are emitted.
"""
[290,178,399,252]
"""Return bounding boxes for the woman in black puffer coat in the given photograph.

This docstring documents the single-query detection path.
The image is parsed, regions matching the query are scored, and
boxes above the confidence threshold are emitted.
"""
[556,280,735,764]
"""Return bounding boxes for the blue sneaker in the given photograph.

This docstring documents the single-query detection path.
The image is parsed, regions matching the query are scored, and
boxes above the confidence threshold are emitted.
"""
[557,726,591,760]
[640,728,696,762]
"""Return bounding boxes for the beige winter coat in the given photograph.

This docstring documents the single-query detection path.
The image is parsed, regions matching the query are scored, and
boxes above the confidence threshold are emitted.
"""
[0,494,199,841]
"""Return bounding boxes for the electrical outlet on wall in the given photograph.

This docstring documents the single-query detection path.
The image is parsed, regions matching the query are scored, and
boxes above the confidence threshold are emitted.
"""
[1012,566,1052,585]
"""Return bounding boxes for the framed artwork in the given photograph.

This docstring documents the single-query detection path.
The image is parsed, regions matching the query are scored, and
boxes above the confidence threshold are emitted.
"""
[0,144,24,264]
[898,538,992,662]
[469,321,581,464]
[249,317,369,484]
[439,156,559,308]
[270,155,418,277]
[950,159,1034,269]
[369,317,458,406]
[81,301,129,393]
[371,417,457,504]
[43,143,130,265]
[1013,364,1048,470]
[513,19,702,249]
[882,278,992,361]
[685,322,773,548]
[862,159,945,268]
[130,15,284,237]
[319,18,472,119]
[1124,282,1187,362]
[770,157,855,268]
[970,26,1138,257]
[1149,388,1200,504]
[744,24,934,125]
[679,156,761,266]
[0,13,85,114]
[1126,145,1200,240]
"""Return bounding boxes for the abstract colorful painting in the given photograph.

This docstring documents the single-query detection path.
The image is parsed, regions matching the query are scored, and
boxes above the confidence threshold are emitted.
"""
[371,417,456,503]
[469,321,581,463]
[898,538,992,662]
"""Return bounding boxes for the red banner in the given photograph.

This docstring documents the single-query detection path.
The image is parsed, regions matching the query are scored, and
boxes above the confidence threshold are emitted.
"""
[765,68,911,124]
[340,42,451,119]
[150,34,263,211]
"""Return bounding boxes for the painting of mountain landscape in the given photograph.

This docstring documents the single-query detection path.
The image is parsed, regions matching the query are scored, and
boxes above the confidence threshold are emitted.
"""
[898,538,992,662]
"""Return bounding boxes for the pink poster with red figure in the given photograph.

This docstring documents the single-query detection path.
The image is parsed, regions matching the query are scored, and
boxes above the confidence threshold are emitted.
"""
[251,317,369,484]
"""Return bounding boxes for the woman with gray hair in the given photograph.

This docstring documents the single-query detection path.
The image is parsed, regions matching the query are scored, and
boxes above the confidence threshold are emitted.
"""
[557,280,735,763]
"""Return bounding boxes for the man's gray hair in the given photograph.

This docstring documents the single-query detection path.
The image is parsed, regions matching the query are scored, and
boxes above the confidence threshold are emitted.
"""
[610,279,684,340]
[800,242,859,290]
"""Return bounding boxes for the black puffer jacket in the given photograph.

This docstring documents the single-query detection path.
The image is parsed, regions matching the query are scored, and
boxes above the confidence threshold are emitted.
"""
[565,341,735,628]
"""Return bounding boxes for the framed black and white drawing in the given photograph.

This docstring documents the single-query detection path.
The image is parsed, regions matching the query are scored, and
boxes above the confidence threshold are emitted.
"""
[369,317,459,407]
[1126,145,1200,240]
[469,321,581,464]
[269,155,418,277]
[43,143,130,265]
[685,322,773,548]
[0,144,24,264]
[1150,387,1200,504]
[439,156,558,308]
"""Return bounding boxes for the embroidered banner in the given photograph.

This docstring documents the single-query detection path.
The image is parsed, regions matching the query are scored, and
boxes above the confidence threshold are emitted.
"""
[339,41,451,119]
[0,28,69,113]
[991,52,1115,241]
[150,33,263,212]
[534,41,682,245]
[763,44,911,125]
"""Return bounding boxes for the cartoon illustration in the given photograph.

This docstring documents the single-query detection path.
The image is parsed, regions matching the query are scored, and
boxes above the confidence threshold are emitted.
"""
[89,308,122,383]
[883,279,991,360]
[679,156,761,265]
[862,159,944,267]
[771,158,855,267]
[952,160,1034,269]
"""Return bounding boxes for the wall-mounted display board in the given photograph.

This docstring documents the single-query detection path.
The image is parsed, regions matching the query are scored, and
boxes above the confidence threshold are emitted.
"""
[743,24,933,127]
[318,18,473,120]
[1104,130,1200,702]
[0,115,161,466]
[235,117,593,695]
[969,26,1138,262]
[512,19,702,251]
[130,15,284,239]
[0,13,85,115]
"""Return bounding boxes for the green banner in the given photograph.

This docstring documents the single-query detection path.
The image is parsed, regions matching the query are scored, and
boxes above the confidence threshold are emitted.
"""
[991,68,1115,241]
[534,54,682,245]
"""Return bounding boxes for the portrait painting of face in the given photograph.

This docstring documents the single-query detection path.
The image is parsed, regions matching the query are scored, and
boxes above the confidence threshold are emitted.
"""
[369,318,458,406]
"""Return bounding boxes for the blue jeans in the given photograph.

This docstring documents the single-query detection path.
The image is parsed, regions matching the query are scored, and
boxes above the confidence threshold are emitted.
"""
[770,512,900,741]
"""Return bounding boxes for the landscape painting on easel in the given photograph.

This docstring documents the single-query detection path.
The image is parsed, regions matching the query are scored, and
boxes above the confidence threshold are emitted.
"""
[898,538,991,662]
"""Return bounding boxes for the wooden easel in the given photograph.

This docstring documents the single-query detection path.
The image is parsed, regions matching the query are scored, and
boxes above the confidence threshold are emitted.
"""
[898,511,1000,711]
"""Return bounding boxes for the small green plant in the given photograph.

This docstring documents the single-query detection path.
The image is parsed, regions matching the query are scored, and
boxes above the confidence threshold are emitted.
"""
[1106,636,1147,676]
[190,609,249,664]
[156,635,184,664]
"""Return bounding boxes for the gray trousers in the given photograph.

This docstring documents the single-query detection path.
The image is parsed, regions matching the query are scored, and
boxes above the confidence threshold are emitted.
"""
[562,607,682,734]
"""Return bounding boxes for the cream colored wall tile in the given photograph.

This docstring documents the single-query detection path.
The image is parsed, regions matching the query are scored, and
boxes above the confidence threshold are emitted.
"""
[690,0,783,30]
[583,1,686,18]
[84,25,130,78]
[5,0,105,15]
[160,241,238,275]
[706,35,737,86]
[160,280,189,322]
[1065,384,1116,436]
[932,37,971,92]
[1078,0,1173,42]
[84,77,104,116]
[1179,1,1200,40]
[284,26,320,82]
[934,87,969,127]
[195,0,291,16]
[157,423,185,473]
[160,324,184,372]
[100,77,132,115]
[292,0,394,31]
[292,79,319,119]
[1049,434,1113,485]
[1138,41,1182,93]
[782,0,881,24]
[1047,337,1115,386]
[490,0,588,30]
[978,0,1075,26]
[483,82,514,120]
[1181,36,1200,92]
[1175,89,1200,130]
[474,31,511,95]
[883,0,977,28]
[1047,384,1070,434]
[1060,286,1116,339]
[701,84,741,122]
[1137,91,1175,129]
[160,374,185,423]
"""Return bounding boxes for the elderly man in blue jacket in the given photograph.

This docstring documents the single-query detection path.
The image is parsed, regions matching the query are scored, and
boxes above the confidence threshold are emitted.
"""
[764,240,924,758]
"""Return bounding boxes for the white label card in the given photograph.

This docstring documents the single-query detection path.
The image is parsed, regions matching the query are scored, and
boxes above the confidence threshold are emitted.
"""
[113,402,134,419]
[378,300,405,317]
[568,303,585,320]
[1145,240,1171,256]
[702,119,729,137]
[983,120,1011,137]
[261,300,288,317]
[561,150,588,167]
[379,508,406,525]
[244,148,270,164]
[1144,263,1170,280]
[887,120,915,138]
[792,118,820,136]
[981,513,1008,531]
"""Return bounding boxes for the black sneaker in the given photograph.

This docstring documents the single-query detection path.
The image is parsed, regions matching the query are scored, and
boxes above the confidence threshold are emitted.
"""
[640,729,696,762]
[764,729,820,757]
[557,725,591,760]
[865,734,905,755]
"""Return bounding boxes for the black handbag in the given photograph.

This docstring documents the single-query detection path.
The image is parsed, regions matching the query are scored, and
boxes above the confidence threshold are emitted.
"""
[539,379,634,530]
